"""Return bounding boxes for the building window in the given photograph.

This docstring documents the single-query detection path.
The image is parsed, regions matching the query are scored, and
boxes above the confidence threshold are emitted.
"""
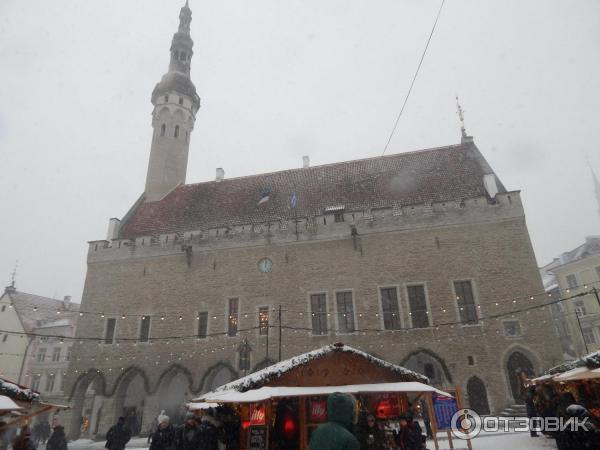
[197,311,208,339]
[467,355,475,366]
[59,374,65,392]
[174,125,180,138]
[104,318,116,344]
[227,298,239,337]
[185,131,189,143]
[1,305,5,312]
[566,274,578,290]
[575,300,587,317]
[454,280,478,324]
[503,320,521,337]
[258,307,269,335]
[66,348,72,362]
[164,95,168,102]
[37,348,46,363]
[45,374,55,393]
[380,287,401,330]
[52,348,61,362]
[31,376,40,391]
[2,334,7,342]
[160,123,166,136]
[595,266,600,282]
[336,291,355,333]
[310,293,328,335]
[179,96,184,105]
[583,328,596,345]
[407,285,429,328]
[334,211,344,223]
[139,316,151,343]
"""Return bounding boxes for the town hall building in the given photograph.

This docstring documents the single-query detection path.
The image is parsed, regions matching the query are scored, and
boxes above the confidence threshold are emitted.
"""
[65,1,562,439]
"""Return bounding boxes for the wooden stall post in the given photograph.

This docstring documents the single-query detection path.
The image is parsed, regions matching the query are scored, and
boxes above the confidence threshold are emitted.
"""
[425,392,440,450]
[299,396,307,450]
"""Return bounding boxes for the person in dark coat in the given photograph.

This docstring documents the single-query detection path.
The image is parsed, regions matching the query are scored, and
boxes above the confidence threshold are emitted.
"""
[358,414,385,450]
[149,416,175,450]
[198,409,221,450]
[309,392,359,450]
[12,427,36,450]
[525,386,539,437]
[395,413,423,450]
[105,417,131,450]
[46,423,68,450]
[173,413,201,450]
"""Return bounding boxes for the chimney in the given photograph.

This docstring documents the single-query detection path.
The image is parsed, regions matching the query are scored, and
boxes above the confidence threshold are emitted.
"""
[107,218,121,241]
[302,156,310,168]
[63,295,72,310]
[216,168,225,182]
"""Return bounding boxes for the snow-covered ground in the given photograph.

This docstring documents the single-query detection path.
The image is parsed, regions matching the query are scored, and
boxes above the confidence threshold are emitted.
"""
[67,430,558,449]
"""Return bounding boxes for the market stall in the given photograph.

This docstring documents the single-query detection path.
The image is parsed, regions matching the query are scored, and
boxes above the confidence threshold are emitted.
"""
[192,343,452,450]
[0,378,69,432]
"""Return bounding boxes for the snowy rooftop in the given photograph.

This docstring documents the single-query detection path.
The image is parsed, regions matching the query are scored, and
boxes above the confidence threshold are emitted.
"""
[212,343,427,393]
[0,378,39,403]
[544,349,600,375]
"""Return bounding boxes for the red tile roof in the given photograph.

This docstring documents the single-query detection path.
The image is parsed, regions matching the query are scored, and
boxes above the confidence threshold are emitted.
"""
[119,142,503,238]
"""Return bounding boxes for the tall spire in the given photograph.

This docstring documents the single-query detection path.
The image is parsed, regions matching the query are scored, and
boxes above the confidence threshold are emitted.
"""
[145,3,201,202]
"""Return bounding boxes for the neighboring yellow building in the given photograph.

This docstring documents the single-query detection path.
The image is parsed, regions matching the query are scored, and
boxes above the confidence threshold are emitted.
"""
[542,236,600,358]
[0,285,28,381]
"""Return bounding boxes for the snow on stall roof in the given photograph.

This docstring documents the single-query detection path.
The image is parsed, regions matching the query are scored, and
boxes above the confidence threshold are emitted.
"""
[0,378,39,403]
[0,395,22,411]
[543,350,600,376]
[212,343,427,394]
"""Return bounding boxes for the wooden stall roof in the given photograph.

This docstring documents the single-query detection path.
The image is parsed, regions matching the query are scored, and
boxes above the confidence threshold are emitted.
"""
[207,343,427,395]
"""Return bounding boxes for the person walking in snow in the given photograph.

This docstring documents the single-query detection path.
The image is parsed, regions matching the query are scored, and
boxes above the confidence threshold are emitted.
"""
[105,417,131,450]
[149,415,175,450]
[309,392,359,450]
[173,413,201,450]
[148,410,167,444]
[46,420,68,450]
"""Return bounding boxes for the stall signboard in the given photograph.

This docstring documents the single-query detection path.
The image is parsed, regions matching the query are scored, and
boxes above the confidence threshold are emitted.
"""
[248,426,267,450]
[432,392,458,430]
[309,398,327,423]
[250,403,266,426]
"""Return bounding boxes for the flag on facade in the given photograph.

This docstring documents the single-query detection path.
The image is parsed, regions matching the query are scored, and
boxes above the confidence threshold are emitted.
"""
[289,192,297,209]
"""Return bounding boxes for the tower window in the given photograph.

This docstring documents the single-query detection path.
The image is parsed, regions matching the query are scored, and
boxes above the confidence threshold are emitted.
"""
[160,124,166,136]
[180,52,186,61]
[179,97,183,105]
[174,51,179,59]
[164,95,168,103]
[185,131,189,143]
[174,125,180,138]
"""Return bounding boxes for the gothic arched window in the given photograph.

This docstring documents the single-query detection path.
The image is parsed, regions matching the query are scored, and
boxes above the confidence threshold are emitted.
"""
[160,124,166,137]
[174,125,180,138]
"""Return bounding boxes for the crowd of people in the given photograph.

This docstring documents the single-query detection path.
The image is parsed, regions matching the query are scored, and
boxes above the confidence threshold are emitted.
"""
[310,392,427,450]
[0,418,67,450]
[524,383,600,449]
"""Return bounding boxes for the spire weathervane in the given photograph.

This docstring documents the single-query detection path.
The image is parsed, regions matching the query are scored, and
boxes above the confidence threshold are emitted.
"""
[10,260,18,288]
[456,96,467,138]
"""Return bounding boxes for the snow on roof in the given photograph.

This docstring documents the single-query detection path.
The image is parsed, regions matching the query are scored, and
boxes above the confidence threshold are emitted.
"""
[0,395,22,411]
[544,350,600,375]
[37,318,71,329]
[0,378,39,403]
[213,343,427,393]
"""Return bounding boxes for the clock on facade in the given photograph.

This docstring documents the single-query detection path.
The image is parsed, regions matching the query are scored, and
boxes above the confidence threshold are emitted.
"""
[258,258,273,273]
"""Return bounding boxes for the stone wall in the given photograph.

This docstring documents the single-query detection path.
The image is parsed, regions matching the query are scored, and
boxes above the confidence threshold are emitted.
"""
[65,192,562,437]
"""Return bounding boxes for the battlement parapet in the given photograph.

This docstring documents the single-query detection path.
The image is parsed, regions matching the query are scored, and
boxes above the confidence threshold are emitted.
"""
[87,192,523,263]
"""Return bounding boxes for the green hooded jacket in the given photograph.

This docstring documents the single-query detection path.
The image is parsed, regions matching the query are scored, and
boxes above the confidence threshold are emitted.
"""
[309,393,360,450]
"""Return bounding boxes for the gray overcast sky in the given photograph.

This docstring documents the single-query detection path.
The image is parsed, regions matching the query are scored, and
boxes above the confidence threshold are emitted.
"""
[1,0,599,302]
